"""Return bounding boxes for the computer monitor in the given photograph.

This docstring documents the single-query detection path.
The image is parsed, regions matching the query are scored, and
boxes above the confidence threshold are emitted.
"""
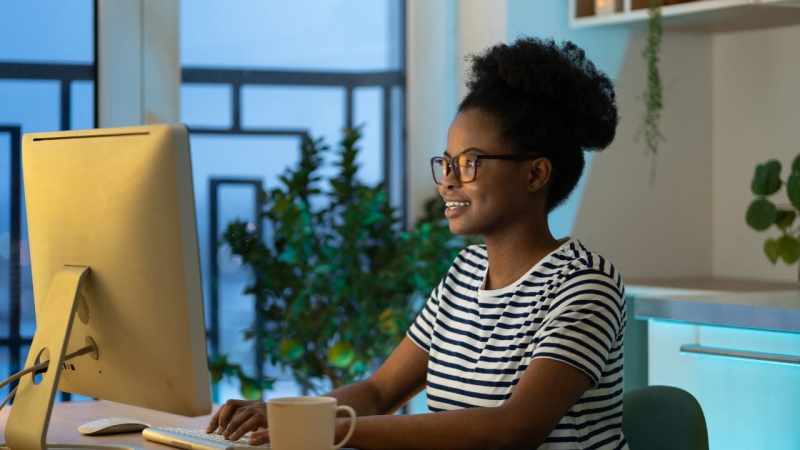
[6,123,211,449]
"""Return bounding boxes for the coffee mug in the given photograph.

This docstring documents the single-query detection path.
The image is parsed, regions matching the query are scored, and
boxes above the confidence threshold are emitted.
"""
[267,396,357,450]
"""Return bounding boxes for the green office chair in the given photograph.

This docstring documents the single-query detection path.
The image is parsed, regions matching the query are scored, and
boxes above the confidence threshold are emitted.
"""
[623,385,709,450]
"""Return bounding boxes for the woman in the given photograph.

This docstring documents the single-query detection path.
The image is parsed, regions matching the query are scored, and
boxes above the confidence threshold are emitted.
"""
[208,37,627,450]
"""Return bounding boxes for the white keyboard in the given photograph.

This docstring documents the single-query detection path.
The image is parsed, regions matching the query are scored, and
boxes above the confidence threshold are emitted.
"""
[142,427,270,450]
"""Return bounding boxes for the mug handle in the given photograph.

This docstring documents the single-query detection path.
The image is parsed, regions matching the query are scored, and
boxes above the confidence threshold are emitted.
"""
[332,405,357,450]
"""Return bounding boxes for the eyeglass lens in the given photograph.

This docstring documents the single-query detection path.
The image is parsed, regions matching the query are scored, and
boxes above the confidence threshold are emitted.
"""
[432,154,477,184]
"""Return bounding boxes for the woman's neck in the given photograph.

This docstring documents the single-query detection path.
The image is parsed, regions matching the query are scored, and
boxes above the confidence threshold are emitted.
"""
[482,222,566,291]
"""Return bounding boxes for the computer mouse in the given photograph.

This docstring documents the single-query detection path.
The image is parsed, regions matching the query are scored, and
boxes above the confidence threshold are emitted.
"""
[77,417,151,435]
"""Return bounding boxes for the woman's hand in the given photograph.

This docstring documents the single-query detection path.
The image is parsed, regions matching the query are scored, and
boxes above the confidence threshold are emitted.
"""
[249,429,270,445]
[206,399,267,441]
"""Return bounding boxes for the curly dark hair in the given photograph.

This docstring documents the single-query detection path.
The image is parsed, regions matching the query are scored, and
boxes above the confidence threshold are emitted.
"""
[459,37,618,213]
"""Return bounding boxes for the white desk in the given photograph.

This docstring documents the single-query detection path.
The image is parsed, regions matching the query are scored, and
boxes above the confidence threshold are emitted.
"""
[0,400,214,448]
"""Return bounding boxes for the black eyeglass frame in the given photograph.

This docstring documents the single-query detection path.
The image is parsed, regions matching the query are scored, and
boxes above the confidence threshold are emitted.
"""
[430,149,540,185]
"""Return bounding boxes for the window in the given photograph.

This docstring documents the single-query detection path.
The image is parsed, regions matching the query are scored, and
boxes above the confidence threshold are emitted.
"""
[181,0,406,399]
[0,0,96,401]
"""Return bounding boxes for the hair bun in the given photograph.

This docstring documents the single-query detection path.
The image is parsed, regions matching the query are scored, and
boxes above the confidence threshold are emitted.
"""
[465,38,618,152]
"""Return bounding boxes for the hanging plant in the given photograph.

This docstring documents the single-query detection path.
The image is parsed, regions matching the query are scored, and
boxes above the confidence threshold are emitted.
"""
[641,0,664,184]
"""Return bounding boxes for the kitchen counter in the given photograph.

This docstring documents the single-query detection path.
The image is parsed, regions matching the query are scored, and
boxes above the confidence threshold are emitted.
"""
[626,277,800,333]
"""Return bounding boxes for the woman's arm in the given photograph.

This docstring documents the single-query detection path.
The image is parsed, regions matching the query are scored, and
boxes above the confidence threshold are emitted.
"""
[328,336,428,416]
[242,336,428,443]
[338,357,592,450]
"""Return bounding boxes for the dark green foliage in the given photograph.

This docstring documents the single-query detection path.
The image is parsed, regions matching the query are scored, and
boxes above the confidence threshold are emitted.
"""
[787,171,800,211]
[213,127,467,396]
[746,198,777,231]
[747,157,800,267]
[751,160,782,196]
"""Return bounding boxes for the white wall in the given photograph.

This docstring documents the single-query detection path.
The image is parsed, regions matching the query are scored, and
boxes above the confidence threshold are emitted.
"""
[456,0,507,102]
[406,0,458,222]
[711,25,800,281]
[572,31,714,280]
[97,0,179,127]
[504,0,712,278]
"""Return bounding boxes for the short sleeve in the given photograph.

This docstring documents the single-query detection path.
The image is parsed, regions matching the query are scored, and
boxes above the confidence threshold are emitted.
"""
[406,279,443,353]
[531,269,625,386]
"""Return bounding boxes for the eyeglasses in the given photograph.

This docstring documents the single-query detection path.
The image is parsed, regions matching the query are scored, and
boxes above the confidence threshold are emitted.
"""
[430,149,539,185]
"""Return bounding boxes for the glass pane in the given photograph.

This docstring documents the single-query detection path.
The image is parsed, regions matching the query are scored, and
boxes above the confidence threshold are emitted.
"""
[19,192,33,338]
[354,87,383,187]
[0,347,8,398]
[189,134,302,328]
[181,84,232,129]
[242,86,344,180]
[0,81,60,133]
[390,87,404,214]
[181,0,398,70]
[70,81,95,131]
[0,1,94,63]
[218,185,259,373]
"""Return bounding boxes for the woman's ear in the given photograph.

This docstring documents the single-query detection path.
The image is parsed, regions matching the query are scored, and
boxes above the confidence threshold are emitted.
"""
[527,157,551,193]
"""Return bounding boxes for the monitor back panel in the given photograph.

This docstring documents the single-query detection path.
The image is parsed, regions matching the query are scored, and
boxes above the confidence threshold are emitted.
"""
[22,124,210,416]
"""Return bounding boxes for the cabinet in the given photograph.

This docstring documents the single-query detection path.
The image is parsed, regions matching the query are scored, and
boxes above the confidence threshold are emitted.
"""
[570,0,800,31]
[649,320,800,450]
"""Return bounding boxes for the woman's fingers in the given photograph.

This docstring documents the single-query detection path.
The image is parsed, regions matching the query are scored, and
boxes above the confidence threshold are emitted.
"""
[249,429,270,445]
[206,408,221,433]
[228,415,263,442]
[212,400,245,433]
[223,407,255,438]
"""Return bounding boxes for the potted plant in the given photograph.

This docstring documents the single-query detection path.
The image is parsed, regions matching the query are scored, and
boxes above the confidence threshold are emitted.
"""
[746,156,800,277]
[209,127,469,397]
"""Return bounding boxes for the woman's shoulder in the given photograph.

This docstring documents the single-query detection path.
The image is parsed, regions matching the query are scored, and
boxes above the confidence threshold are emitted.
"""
[557,237,626,295]
[443,244,488,281]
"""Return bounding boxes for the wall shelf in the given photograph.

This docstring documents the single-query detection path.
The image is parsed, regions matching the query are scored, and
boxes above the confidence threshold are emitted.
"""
[570,0,800,32]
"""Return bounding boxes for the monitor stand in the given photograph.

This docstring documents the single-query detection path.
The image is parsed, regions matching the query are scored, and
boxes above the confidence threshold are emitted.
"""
[3,266,134,450]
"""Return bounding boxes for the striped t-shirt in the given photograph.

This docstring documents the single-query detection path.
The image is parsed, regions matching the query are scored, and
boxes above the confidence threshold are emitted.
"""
[407,237,628,449]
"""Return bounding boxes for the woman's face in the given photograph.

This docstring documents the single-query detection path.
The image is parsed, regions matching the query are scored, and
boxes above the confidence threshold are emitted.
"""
[438,108,540,237]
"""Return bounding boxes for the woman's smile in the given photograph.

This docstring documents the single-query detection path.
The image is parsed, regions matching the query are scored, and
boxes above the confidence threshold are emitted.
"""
[444,199,471,218]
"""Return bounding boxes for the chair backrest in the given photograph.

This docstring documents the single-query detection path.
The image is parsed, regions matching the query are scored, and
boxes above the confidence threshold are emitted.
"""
[623,385,709,450]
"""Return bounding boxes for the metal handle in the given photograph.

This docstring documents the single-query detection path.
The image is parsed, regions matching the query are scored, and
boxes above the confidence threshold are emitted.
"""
[680,344,800,366]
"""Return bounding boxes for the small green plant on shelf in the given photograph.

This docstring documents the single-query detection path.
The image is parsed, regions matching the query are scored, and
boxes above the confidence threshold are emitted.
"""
[208,127,471,398]
[746,156,800,269]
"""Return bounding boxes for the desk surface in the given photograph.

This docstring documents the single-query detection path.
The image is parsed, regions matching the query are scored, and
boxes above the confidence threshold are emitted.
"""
[0,400,214,448]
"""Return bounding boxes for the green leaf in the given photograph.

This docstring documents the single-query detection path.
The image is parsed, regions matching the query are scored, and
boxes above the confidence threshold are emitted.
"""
[277,247,297,264]
[348,359,367,376]
[328,341,355,369]
[207,355,229,384]
[745,198,778,231]
[239,375,262,400]
[378,308,399,335]
[778,235,800,264]
[792,154,800,175]
[764,238,780,264]
[279,339,304,361]
[776,210,797,231]
[751,159,782,196]
[788,172,800,211]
